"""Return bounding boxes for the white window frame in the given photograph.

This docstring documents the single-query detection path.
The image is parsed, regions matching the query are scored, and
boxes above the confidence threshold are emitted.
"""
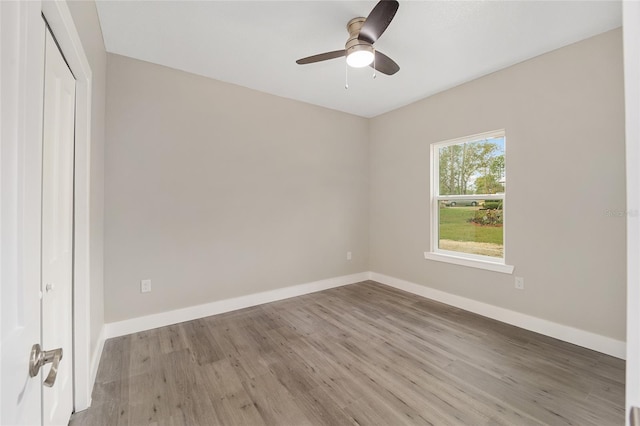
[427,129,514,274]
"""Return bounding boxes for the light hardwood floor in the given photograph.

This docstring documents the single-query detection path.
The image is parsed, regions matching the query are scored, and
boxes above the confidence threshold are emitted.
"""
[71,281,624,425]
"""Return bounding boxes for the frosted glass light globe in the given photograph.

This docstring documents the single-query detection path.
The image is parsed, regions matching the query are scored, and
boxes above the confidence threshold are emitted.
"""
[346,49,374,68]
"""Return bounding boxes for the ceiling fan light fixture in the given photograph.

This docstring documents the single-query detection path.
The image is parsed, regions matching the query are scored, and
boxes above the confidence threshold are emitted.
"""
[346,44,374,68]
[295,1,400,75]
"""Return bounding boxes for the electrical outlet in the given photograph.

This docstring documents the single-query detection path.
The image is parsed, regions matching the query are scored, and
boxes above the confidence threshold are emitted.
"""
[141,279,152,293]
[515,277,524,290]
[347,251,352,261]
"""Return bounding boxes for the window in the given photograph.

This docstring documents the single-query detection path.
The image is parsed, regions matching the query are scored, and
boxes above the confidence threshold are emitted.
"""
[429,130,512,272]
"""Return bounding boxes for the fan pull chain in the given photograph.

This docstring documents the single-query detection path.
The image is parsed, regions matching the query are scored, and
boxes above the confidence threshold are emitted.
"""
[373,47,376,79]
[345,60,349,89]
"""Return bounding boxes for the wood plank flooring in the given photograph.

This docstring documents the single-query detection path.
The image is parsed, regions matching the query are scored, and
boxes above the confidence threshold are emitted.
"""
[71,281,624,425]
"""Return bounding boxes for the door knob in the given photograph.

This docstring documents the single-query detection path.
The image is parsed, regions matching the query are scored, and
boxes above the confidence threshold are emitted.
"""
[29,344,63,387]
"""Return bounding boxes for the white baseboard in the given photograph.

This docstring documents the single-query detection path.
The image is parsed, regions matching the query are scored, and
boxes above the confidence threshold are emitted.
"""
[370,272,626,359]
[104,272,369,339]
[88,325,106,405]
[101,270,625,359]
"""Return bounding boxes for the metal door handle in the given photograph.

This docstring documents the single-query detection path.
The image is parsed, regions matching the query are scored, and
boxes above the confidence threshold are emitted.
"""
[29,344,63,387]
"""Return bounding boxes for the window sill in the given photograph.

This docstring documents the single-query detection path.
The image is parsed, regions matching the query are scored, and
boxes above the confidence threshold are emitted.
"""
[424,252,515,274]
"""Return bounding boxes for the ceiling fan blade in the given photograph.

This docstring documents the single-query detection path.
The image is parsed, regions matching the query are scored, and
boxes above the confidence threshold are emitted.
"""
[370,50,400,75]
[358,0,399,44]
[296,50,346,65]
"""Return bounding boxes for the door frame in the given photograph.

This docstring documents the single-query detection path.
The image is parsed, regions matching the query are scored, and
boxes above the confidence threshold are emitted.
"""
[624,2,640,424]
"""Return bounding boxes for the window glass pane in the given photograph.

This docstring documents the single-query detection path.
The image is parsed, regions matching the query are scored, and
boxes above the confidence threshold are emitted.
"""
[438,136,505,196]
[435,132,505,260]
[438,199,503,258]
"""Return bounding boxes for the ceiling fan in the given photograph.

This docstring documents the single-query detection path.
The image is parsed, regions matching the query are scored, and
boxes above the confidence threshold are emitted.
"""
[296,0,400,76]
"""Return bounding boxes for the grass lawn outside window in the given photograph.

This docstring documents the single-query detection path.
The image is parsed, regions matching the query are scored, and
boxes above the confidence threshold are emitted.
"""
[438,206,503,258]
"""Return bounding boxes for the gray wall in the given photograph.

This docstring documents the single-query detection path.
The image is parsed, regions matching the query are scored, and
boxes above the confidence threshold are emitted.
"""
[104,54,370,322]
[104,29,625,342]
[369,29,626,340]
[67,0,106,358]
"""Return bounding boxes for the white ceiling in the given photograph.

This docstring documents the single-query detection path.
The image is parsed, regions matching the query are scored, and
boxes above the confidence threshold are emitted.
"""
[95,1,622,118]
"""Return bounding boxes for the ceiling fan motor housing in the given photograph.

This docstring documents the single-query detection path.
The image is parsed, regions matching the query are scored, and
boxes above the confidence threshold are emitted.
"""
[345,17,374,66]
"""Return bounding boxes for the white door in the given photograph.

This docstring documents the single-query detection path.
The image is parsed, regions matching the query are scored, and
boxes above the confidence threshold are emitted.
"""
[41,27,76,426]
[0,2,46,425]
[1,4,82,425]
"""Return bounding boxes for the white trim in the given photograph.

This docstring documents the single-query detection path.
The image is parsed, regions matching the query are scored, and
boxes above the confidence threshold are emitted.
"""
[435,194,503,201]
[40,1,94,413]
[433,129,506,149]
[424,251,515,274]
[430,129,509,266]
[101,270,624,360]
[104,272,369,339]
[87,326,106,407]
[370,272,626,359]
[624,1,640,422]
